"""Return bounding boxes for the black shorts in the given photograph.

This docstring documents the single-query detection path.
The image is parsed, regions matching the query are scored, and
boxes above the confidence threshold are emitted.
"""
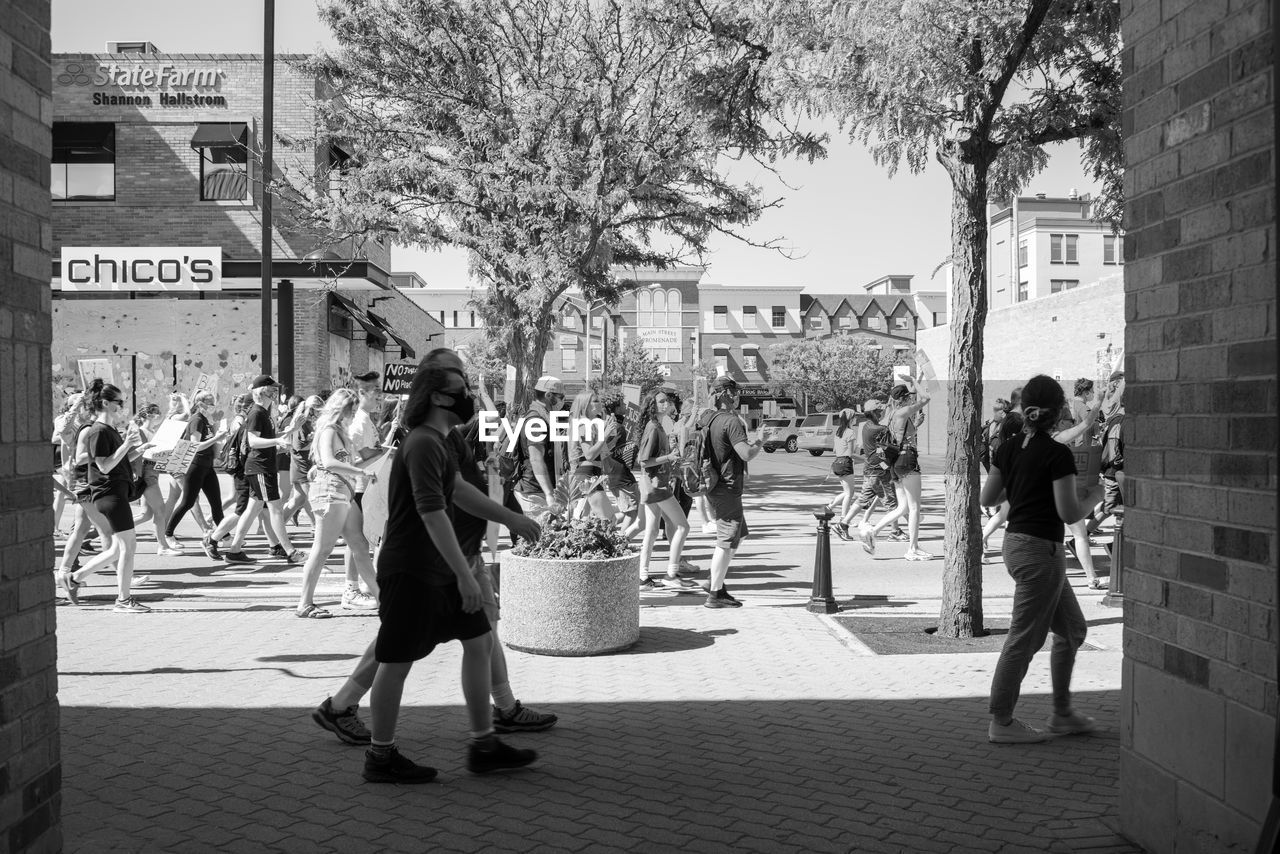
[832,456,855,478]
[233,474,251,514]
[374,573,491,663]
[892,447,921,481]
[245,471,281,502]
[94,493,135,532]
[706,489,749,551]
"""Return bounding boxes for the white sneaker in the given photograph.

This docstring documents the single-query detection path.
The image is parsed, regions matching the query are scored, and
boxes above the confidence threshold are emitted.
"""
[904,548,935,561]
[156,547,183,557]
[858,526,876,555]
[1047,712,1096,735]
[700,522,718,535]
[342,588,378,610]
[988,717,1046,744]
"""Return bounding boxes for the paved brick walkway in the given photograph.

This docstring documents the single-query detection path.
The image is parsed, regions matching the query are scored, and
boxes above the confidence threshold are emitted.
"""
[55,455,1139,852]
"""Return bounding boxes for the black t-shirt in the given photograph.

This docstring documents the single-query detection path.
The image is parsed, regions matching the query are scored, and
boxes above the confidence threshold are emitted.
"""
[516,401,556,496]
[704,410,747,495]
[185,413,216,466]
[292,421,315,471]
[447,427,488,559]
[377,424,457,585]
[994,430,1077,542]
[85,421,130,501]
[242,404,276,475]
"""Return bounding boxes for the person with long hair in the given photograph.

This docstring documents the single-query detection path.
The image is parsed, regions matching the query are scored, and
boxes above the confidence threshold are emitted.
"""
[566,390,616,520]
[294,390,381,618]
[274,393,304,514]
[52,392,84,535]
[54,396,115,578]
[283,395,323,527]
[635,389,698,592]
[130,403,182,555]
[311,349,538,782]
[830,408,860,539]
[599,390,643,539]
[980,375,1093,744]
[58,379,153,612]
[164,391,228,551]
[859,382,932,559]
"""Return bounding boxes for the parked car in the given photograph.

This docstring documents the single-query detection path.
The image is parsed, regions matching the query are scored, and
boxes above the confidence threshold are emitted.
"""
[760,416,803,453]
[797,411,865,456]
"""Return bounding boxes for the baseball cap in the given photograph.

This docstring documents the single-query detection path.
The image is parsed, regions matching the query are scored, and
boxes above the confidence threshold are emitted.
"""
[533,376,564,395]
[711,376,739,394]
[889,384,911,400]
[863,398,884,414]
[250,374,278,389]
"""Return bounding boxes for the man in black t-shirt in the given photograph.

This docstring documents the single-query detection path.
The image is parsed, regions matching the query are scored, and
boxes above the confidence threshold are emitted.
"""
[702,377,761,609]
[513,376,564,515]
[224,375,302,565]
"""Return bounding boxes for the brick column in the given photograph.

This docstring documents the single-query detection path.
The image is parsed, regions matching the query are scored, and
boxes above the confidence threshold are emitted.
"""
[0,1,62,852]
[1120,0,1276,850]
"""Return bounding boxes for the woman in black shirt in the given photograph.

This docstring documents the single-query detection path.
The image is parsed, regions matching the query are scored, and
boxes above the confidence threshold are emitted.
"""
[980,375,1093,744]
[165,391,228,550]
[58,379,152,613]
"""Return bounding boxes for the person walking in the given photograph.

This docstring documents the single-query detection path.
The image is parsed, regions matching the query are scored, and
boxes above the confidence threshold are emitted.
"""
[635,390,697,592]
[314,349,538,783]
[54,398,116,578]
[830,408,859,539]
[859,382,931,560]
[513,376,564,517]
[223,376,303,565]
[294,390,380,619]
[340,371,385,610]
[283,395,322,527]
[600,391,642,540]
[131,403,182,556]
[981,374,1095,744]
[836,400,904,542]
[702,377,761,608]
[567,390,616,520]
[58,379,153,612]
[164,391,228,548]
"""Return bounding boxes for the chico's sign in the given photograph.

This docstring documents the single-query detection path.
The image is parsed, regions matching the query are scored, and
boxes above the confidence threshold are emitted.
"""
[61,247,221,291]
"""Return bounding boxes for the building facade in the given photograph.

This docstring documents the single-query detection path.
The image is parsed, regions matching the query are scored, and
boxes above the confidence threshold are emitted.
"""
[51,47,443,410]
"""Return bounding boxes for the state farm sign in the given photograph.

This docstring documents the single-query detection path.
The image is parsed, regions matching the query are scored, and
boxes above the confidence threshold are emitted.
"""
[60,247,222,291]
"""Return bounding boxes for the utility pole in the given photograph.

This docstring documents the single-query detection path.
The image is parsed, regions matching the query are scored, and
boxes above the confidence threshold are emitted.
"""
[260,0,275,374]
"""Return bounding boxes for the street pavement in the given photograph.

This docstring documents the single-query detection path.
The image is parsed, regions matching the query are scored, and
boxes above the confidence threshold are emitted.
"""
[54,451,1136,853]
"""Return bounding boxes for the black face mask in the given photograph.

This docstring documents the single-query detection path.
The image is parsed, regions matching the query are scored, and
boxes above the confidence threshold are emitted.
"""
[440,390,476,423]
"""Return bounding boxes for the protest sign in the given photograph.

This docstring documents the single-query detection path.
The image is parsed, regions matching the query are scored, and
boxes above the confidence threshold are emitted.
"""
[77,357,115,388]
[382,362,416,395]
[157,439,199,476]
[360,450,396,548]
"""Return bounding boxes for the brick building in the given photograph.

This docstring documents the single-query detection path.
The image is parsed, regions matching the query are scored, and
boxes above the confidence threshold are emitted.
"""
[1,1,63,851]
[1119,0,1277,850]
[50,46,443,409]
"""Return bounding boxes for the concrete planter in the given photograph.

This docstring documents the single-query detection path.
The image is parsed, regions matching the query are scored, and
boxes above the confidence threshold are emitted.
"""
[498,551,641,656]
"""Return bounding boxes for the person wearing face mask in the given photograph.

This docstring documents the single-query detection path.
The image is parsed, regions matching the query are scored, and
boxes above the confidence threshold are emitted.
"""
[310,349,539,783]
[513,376,564,516]
[164,391,229,551]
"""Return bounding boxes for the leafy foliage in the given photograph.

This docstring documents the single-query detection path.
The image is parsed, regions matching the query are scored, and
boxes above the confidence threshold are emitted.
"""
[511,473,633,559]
[594,338,666,395]
[767,337,902,412]
[300,0,810,409]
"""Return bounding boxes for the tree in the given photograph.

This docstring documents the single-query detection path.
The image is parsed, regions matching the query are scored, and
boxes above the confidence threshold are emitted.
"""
[767,337,902,412]
[594,338,665,395]
[304,0,815,411]
[683,0,1122,636]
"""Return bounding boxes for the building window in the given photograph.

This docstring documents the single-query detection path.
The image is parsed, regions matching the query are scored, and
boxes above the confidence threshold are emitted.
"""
[865,316,882,329]
[469,311,476,327]
[1050,233,1079,264]
[714,354,728,373]
[808,316,824,330]
[638,290,653,327]
[743,305,757,329]
[1017,281,1029,302]
[1018,240,1028,268]
[714,306,727,329]
[591,315,604,329]
[562,348,577,372]
[771,306,786,329]
[743,354,758,372]
[894,316,910,330]
[1050,279,1080,293]
[1104,234,1121,265]
[838,315,852,329]
[52,123,115,201]
[666,289,682,327]
[563,310,578,330]
[590,347,603,373]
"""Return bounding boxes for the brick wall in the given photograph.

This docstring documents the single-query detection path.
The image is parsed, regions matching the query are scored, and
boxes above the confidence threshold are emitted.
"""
[1120,0,1276,850]
[913,275,1125,454]
[0,1,62,851]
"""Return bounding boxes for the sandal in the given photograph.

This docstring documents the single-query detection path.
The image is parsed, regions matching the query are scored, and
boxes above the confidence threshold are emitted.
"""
[296,604,333,619]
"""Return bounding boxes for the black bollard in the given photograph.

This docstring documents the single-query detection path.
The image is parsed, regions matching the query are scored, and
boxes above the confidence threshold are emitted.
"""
[808,508,838,614]
[1102,508,1124,608]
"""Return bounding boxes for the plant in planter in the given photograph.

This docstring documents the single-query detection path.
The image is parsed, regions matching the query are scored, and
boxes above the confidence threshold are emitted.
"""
[499,473,640,656]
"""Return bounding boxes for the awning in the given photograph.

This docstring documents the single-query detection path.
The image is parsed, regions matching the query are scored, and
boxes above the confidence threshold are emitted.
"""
[741,342,760,352]
[367,310,416,359]
[329,292,386,342]
[711,342,731,352]
[191,122,249,149]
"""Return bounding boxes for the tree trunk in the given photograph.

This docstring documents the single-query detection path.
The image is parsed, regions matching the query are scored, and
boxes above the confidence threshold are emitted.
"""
[937,152,991,639]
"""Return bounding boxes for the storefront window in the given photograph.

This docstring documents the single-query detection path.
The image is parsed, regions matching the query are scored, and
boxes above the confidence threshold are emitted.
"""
[200,146,249,201]
[53,123,115,201]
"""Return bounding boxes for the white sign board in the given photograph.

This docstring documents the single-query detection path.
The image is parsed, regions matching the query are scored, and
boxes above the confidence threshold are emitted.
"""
[190,372,218,401]
[61,247,221,291]
[77,357,114,388]
[638,328,680,348]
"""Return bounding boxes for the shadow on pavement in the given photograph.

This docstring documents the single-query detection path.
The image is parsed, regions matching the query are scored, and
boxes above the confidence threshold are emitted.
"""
[61,692,1138,853]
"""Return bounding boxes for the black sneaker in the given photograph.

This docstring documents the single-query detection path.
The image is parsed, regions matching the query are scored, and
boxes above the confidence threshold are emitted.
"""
[362,747,438,784]
[224,551,256,565]
[493,701,558,733]
[704,587,742,609]
[718,584,742,604]
[269,544,288,559]
[467,736,537,774]
[201,535,221,561]
[312,698,372,745]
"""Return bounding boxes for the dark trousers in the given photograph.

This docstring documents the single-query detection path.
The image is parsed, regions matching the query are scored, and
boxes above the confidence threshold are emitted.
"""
[166,464,224,537]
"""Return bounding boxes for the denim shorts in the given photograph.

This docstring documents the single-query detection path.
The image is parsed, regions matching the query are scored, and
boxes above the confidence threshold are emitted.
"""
[309,470,353,516]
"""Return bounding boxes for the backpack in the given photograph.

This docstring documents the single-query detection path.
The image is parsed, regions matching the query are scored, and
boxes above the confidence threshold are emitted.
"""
[495,419,526,490]
[214,423,248,475]
[678,411,722,497]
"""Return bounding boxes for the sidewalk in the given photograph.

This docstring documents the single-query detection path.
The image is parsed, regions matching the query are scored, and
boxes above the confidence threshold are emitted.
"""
[55,457,1137,853]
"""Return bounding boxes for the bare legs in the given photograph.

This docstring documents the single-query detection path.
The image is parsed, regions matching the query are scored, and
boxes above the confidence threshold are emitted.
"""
[639,496,689,580]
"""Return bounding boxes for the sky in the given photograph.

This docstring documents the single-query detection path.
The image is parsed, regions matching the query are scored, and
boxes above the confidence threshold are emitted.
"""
[53,0,1101,293]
